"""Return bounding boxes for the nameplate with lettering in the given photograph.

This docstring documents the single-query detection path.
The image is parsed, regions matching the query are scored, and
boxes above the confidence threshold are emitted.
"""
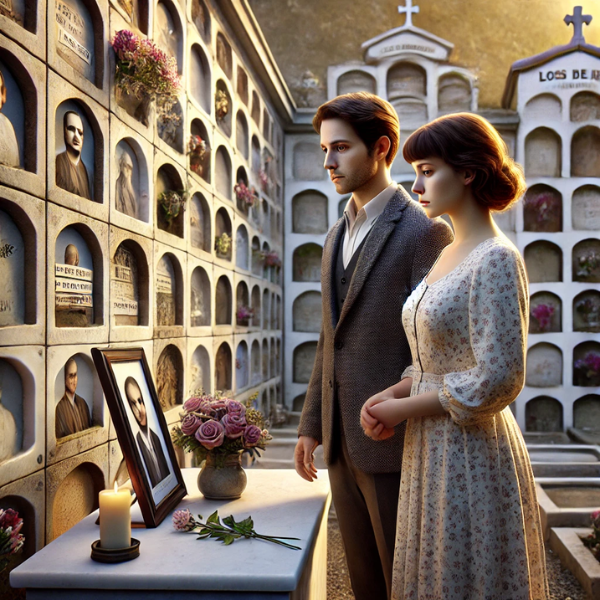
[111,280,135,300]
[55,0,91,64]
[56,293,93,309]
[112,264,133,284]
[0,298,14,313]
[55,278,93,294]
[364,32,448,63]
[112,299,139,316]
[55,263,93,282]
[156,275,173,294]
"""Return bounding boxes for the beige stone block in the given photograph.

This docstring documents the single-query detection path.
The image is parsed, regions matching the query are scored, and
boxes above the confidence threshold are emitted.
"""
[0,34,46,199]
[187,253,213,336]
[0,346,45,488]
[153,240,186,338]
[0,0,46,61]
[46,343,109,466]
[186,334,213,396]
[46,203,109,345]
[45,444,108,543]
[0,187,46,346]
[47,70,110,220]
[153,336,186,425]
[186,179,214,260]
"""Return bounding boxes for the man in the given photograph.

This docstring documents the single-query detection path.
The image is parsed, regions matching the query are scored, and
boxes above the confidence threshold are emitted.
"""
[124,376,170,488]
[294,92,453,600]
[55,357,91,438]
[64,243,79,266]
[0,69,20,168]
[56,110,92,200]
[115,150,138,218]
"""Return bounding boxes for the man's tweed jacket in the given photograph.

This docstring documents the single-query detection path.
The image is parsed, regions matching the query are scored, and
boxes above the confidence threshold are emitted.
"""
[297,186,453,474]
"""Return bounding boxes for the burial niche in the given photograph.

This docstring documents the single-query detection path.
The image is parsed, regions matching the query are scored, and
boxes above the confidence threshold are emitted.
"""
[573,239,600,283]
[156,253,180,326]
[572,185,600,230]
[235,166,251,214]
[251,91,260,125]
[190,192,211,252]
[270,338,276,377]
[251,285,261,327]
[190,45,210,113]
[0,358,22,462]
[215,146,232,200]
[529,292,561,334]
[154,0,181,66]
[293,342,317,384]
[189,119,210,182]
[236,111,249,159]
[55,354,94,439]
[526,343,562,387]
[573,395,600,431]
[570,92,600,122]
[292,190,328,234]
[237,67,248,105]
[157,99,183,153]
[525,396,563,432]
[387,62,426,98]
[215,80,232,136]
[215,275,232,325]
[111,242,146,326]
[573,290,600,332]
[190,266,210,327]
[115,139,148,221]
[262,109,270,141]
[55,227,95,327]
[156,164,184,237]
[0,207,24,326]
[293,142,325,181]
[251,236,261,275]
[524,94,562,120]
[250,340,260,384]
[216,33,232,79]
[293,243,322,282]
[437,74,471,114]
[524,128,561,177]
[337,70,376,96]
[156,344,183,411]
[0,62,23,169]
[523,185,562,232]
[293,291,322,332]
[236,225,249,270]
[113,0,149,33]
[251,135,260,176]
[574,341,600,386]
[262,338,269,380]
[214,207,232,260]
[262,288,269,329]
[191,0,210,42]
[571,126,600,177]
[190,344,210,394]
[235,281,250,326]
[215,342,232,392]
[235,341,248,390]
[524,241,562,283]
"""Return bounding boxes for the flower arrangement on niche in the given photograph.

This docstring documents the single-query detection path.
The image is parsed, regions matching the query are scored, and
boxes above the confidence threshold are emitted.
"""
[258,167,269,193]
[257,250,281,269]
[236,305,254,325]
[576,251,600,278]
[188,134,208,177]
[112,30,182,127]
[524,192,557,224]
[214,232,232,257]
[583,509,600,562]
[531,303,554,332]
[0,508,24,572]
[576,298,600,325]
[215,89,229,121]
[234,181,258,209]
[158,189,187,225]
[575,352,600,378]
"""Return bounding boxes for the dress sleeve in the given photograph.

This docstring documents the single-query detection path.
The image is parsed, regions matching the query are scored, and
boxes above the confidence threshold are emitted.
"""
[401,365,415,380]
[439,244,529,426]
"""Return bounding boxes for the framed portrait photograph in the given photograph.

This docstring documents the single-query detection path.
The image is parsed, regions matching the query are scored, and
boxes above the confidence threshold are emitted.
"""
[91,347,187,527]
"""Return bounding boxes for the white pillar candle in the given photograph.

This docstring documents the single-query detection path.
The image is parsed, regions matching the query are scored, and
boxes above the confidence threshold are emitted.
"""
[99,483,131,549]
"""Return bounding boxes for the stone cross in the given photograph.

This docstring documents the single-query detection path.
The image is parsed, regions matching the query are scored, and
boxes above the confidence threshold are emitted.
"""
[398,0,419,28]
[564,6,592,43]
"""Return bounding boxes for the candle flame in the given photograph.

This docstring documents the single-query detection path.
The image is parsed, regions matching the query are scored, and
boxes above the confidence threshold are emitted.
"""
[114,481,118,493]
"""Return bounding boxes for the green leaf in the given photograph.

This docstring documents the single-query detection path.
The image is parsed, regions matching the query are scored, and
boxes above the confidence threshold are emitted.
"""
[207,511,220,525]
[237,517,254,532]
[222,515,235,529]
[223,534,235,545]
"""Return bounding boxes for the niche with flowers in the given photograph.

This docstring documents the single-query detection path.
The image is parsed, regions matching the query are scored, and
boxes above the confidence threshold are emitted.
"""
[573,341,600,387]
[573,239,600,283]
[573,290,600,333]
[523,185,562,233]
[529,292,561,334]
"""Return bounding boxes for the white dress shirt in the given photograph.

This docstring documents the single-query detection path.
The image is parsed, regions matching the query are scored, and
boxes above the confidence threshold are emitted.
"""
[342,182,397,268]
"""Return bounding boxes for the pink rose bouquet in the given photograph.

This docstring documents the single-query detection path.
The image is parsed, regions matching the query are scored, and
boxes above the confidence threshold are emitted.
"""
[584,509,600,561]
[0,508,24,571]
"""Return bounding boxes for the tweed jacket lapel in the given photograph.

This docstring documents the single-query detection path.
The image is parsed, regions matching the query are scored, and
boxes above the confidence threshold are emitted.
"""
[322,218,345,330]
[336,189,409,330]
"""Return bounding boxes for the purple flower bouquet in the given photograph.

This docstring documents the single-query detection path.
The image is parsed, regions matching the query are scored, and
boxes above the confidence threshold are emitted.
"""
[0,508,24,571]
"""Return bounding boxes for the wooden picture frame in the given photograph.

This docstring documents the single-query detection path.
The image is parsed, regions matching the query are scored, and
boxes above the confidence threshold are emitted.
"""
[91,347,187,527]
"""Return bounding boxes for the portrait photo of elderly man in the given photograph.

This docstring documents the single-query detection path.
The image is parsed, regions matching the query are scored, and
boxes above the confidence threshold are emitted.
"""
[56,110,92,200]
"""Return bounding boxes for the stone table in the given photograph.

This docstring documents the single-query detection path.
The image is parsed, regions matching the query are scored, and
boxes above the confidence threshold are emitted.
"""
[11,468,331,599]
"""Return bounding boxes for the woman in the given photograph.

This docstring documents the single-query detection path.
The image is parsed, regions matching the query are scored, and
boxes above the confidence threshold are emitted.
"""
[361,113,549,599]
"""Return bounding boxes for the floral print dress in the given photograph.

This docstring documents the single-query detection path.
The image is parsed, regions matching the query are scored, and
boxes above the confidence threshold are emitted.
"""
[392,237,548,600]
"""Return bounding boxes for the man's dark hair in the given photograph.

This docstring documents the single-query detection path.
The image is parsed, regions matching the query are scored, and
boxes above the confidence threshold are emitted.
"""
[63,110,83,133]
[124,376,143,406]
[312,92,400,166]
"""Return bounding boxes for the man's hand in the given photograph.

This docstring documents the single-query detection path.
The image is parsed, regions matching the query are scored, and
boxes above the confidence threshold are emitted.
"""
[361,393,395,441]
[294,436,319,482]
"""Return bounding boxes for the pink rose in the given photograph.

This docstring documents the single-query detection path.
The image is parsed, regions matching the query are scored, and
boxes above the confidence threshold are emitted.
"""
[226,400,246,417]
[183,397,203,412]
[172,509,194,531]
[195,420,225,449]
[221,413,246,438]
[181,414,202,436]
[210,400,229,421]
[243,425,262,447]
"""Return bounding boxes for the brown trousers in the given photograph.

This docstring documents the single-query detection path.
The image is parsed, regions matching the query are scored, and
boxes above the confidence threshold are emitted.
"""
[328,430,401,600]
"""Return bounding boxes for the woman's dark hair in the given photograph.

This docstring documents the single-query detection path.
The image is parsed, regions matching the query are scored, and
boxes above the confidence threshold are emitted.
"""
[313,92,399,166]
[403,112,526,211]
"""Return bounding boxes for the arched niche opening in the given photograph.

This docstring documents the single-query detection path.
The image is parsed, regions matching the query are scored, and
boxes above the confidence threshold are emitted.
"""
[573,290,600,332]
[156,344,183,411]
[437,73,471,114]
[574,341,600,386]
[251,91,260,126]
[337,69,376,96]
[573,238,600,282]
[154,0,183,72]
[190,266,210,327]
[190,192,211,252]
[251,236,261,276]
[113,0,150,33]
[293,243,322,282]
[235,341,248,390]
[262,288,269,329]
[525,396,563,432]
[262,201,270,238]
[524,241,562,283]
[572,185,600,230]
[235,225,249,270]
[214,207,232,260]
[293,291,322,332]
[189,44,210,113]
[236,111,249,159]
[115,138,149,222]
[156,253,182,326]
[251,285,261,327]
[55,225,102,327]
[0,358,23,462]
[55,99,101,202]
[391,98,427,126]
[292,394,305,412]
[215,342,232,392]
[269,291,275,329]
[235,280,250,325]
[156,163,184,237]
[261,240,270,279]
[292,190,328,234]
[524,93,562,120]
[524,127,561,177]
[189,118,210,183]
[529,291,561,334]
[270,337,276,377]
[526,343,562,387]
[157,99,183,153]
[215,145,232,200]
[523,184,562,232]
[570,91,600,122]
[251,135,260,176]
[573,394,600,430]
[191,0,210,43]
[262,109,271,141]
[216,32,232,79]
[215,79,232,136]
[237,67,248,105]
[387,62,425,99]
[250,340,260,384]
[111,241,149,327]
[571,126,600,177]
[276,339,281,375]
[51,461,104,541]
[262,338,269,380]
[190,344,210,394]
[293,141,325,181]
[293,341,317,384]
[214,275,232,325]
[235,166,252,215]
[0,495,35,572]
[0,0,35,31]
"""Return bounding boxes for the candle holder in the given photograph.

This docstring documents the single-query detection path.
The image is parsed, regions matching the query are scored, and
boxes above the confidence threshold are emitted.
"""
[90,538,140,563]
